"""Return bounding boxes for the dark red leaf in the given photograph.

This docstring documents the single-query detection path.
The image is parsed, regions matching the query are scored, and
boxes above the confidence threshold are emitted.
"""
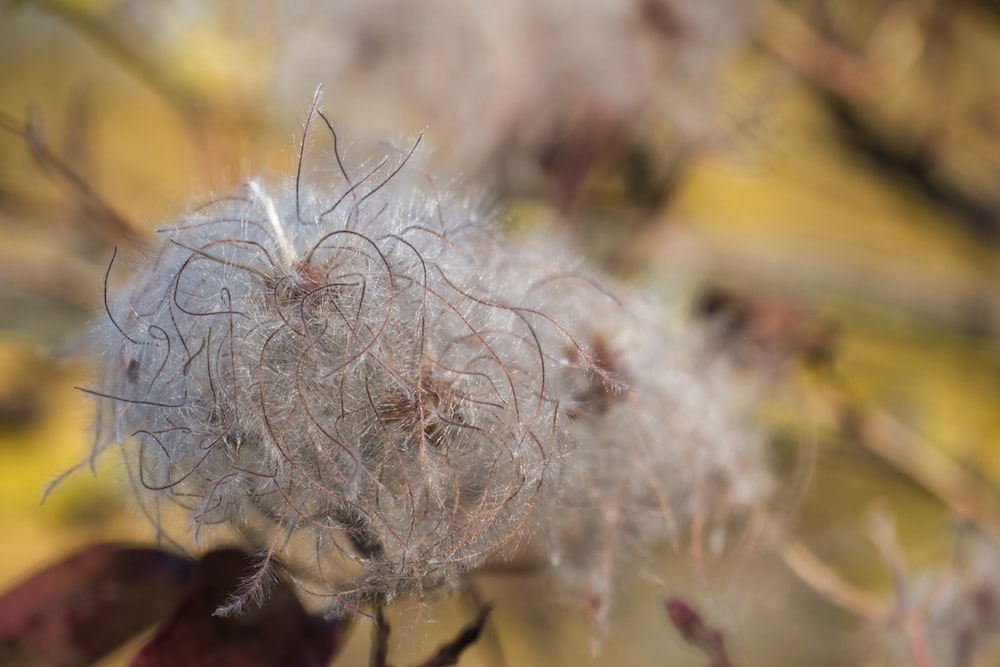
[0,544,197,667]
[129,549,347,667]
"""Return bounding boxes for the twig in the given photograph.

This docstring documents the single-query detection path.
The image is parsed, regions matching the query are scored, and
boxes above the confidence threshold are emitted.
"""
[864,505,936,667]
[0,110,144,245]
[25,0,205,121]
[370,606,390,667]
[780,538,886,620]
[754,0,879,100]
[412,604,493,667]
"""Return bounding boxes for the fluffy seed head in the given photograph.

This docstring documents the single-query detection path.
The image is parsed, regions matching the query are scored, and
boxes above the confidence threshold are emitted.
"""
[89,108,770,616]
[91,119,610,613]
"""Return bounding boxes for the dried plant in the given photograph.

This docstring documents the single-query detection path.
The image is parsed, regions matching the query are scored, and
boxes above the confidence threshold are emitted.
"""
[265,0,756,205]
[83,95,770,623]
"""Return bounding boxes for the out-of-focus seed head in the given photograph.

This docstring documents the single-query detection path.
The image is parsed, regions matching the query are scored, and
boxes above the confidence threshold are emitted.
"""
[510,238,771,628]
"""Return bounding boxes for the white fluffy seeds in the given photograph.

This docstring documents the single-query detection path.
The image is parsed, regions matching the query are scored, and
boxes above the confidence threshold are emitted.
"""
[89,117,768,616]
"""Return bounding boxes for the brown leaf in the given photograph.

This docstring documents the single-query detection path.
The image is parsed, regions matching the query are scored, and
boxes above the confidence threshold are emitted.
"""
[129,549,347,667]
[0,544,197,667]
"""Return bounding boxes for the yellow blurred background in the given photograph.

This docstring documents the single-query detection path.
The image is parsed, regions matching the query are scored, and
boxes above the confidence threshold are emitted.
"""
[2,1,1000,665]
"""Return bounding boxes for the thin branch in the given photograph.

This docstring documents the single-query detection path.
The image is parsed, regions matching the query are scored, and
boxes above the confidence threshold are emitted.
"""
[0,110,145,245]
[412,604,493,667]
[780,538,886,620]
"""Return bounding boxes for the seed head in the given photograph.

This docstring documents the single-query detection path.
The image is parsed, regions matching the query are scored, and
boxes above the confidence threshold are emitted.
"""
[90,112,610,614]
[88,103,769,618]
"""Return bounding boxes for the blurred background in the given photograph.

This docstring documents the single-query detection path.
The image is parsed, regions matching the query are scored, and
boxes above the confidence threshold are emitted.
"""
[1,0,1000,665]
